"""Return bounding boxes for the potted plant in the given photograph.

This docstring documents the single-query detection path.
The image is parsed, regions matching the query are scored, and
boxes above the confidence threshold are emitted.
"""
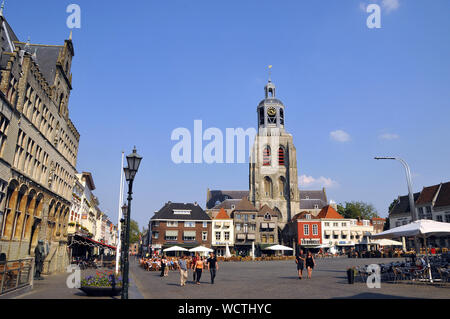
[79,271,122,296]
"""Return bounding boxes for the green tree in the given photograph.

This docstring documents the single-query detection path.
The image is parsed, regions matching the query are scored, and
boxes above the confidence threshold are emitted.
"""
[388,198,399,213]
[129,220,140,244]
[338,201,379,219]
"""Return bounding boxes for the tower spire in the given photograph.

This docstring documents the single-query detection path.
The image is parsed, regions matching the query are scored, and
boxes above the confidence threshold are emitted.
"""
[69,29,73,41]
[268,65,272,82]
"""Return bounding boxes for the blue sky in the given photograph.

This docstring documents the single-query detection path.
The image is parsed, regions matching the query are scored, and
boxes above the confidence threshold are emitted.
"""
[4,0,450,229]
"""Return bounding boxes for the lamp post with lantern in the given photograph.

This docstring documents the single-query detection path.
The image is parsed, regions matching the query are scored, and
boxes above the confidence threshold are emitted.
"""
[121,147,143,300]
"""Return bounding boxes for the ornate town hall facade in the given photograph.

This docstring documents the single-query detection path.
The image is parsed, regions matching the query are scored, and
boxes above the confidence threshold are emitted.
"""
[0,11,80,273]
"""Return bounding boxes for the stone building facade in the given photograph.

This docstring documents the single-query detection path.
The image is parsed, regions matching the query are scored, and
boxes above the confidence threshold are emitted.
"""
[0,12,80,274]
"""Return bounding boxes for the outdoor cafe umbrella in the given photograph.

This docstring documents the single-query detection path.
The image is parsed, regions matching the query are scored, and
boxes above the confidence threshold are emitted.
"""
[225,243,232,258]
[163,246,188,252]
[370,239,403,246]
[372,219,450,283]
[251,242,255,260]
[266,244,294,251]
[189,246,214,253]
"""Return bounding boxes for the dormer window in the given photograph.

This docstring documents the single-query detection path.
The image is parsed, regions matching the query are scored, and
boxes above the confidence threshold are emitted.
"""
[306,214,311,220]
[173,210,191,215]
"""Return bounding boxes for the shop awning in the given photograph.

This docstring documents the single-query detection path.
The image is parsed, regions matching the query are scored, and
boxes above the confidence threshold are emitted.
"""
[268,223,276,229]
[223,222,231,227]
[183,231,196,237]
[237,234,246,240]
[70,234,116,250]
[247,234,256,240]
[165,230,178,237]
[333,230,340,235]
[325,230,331,236]
[261,223,268,229]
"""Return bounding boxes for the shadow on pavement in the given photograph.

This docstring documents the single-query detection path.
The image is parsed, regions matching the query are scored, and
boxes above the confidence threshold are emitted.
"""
[333,293,422,299]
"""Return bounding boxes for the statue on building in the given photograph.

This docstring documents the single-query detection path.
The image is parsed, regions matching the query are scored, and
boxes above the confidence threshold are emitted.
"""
[34,240,46,280]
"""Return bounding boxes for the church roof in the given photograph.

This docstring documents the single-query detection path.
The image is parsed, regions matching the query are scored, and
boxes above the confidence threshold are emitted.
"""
[206,190,249,209]
[212,199,241,210]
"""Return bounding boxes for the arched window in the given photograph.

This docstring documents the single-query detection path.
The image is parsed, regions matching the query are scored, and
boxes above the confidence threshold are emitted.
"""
[279,109,284,125]
[278,177,286,197]
[263,146,271,166]
[264,176,273,198]
[264,213,271,220]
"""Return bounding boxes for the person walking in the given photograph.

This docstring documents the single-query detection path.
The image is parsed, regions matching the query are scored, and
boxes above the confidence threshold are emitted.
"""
[194,256,204,285]
[305,251,316,279]
[207,252,219,284]
[192,253,199,282]
[160,255,167,277]
[178,255,188,286]
[295,249,305,280]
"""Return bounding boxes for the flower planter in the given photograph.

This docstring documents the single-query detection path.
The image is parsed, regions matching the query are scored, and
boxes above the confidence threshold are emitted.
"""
[79,286,122,297]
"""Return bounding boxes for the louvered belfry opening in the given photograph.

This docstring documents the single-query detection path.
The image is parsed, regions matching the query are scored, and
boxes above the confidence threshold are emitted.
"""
[263,146,271,166]
[278,147,285,166]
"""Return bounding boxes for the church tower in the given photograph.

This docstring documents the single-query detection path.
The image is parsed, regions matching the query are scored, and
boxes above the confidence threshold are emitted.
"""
[249,78,300,229]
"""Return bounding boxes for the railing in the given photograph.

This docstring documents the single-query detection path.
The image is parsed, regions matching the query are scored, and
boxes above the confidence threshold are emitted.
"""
[0,257,34,295]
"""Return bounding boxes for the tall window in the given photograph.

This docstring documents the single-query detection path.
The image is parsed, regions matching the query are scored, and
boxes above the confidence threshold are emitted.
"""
[312,224,318,235]
[304,224,309,236]
[264,176,273,198]
[263,146,271,166]
[215,232,221,240]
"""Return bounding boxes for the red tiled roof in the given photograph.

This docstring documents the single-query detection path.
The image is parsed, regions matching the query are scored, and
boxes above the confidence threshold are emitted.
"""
[317,205,344,219]
[416,184,440,205]
[214,208,231,220]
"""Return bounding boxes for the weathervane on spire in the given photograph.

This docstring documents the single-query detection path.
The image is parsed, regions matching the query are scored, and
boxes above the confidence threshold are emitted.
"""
[268,65,273,82]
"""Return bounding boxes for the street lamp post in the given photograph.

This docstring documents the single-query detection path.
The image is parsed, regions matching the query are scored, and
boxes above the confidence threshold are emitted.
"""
[374,157,419,253]
[120,204,127,276]
[121,147,143,300]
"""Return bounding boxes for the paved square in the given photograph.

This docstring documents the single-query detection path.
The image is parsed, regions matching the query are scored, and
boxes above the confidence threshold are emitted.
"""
[130,258,450,299]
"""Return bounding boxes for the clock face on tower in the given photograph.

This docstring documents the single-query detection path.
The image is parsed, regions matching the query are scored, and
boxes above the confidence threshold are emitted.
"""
[267,107,276,117]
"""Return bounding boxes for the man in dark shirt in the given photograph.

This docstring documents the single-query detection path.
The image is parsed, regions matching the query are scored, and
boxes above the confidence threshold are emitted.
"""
[295,249,305,280]
[207,252,219,284]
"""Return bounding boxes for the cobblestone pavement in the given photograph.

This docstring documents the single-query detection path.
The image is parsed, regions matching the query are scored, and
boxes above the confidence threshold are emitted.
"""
[130,258,450,299]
